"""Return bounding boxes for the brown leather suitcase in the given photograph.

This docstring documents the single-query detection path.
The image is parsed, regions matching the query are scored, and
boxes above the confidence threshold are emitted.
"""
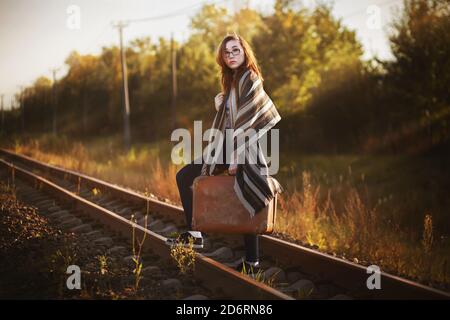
[191,175,277,234]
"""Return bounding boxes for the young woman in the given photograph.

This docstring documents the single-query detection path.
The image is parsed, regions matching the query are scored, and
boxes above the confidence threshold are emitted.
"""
[167,33,283,273]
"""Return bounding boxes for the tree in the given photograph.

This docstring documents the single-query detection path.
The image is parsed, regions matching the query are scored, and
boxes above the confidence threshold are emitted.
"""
[386,0,450,111]
[383,0,450,151]
[252,0,363,113]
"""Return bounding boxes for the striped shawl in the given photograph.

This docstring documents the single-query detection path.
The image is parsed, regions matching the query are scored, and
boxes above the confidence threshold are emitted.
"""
[200,68,284,217]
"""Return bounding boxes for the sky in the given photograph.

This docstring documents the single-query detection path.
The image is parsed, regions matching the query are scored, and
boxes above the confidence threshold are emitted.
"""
[0,0,404,110]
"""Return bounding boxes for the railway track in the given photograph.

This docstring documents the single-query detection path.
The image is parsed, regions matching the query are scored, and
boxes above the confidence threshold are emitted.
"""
[1,148,449,300]
[0,174,215,299]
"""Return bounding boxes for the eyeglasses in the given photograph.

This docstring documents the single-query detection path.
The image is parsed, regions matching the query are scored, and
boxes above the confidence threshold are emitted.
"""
[223,48,241,58]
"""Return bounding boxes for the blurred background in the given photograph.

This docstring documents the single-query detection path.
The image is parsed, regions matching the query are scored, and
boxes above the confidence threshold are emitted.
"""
[1,0,449,288]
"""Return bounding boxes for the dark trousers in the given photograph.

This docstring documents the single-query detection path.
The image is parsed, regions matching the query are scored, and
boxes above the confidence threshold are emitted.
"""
[175,137,259,262]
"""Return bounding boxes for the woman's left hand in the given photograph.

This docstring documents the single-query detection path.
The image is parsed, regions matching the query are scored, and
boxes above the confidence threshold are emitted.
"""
[214,92,224,111]
[228,165,237,175]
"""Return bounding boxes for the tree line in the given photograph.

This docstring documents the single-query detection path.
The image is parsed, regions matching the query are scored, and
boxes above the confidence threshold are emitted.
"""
[2,0,449,155]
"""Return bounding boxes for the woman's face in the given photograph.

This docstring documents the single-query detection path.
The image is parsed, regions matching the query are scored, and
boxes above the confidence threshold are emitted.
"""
[223,39,245,71]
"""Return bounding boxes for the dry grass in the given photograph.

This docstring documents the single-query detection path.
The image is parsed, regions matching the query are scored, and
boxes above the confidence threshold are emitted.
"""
[276,171,450,287]
[11,135,180,204]
[3,134,450,289]
[169,236,196,275]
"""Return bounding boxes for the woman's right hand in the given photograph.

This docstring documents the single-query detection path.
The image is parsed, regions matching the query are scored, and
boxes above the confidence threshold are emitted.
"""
[214,92,224,111]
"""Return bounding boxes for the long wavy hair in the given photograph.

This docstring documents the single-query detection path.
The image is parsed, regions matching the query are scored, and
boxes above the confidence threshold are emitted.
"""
[216,32,263,95]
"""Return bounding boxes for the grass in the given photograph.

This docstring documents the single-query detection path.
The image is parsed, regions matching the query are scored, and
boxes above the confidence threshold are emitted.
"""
[169,235,196,275]
[276,171,450,287]
[130,213,148,293]
[0,181,128,299]
[2,133,449,290]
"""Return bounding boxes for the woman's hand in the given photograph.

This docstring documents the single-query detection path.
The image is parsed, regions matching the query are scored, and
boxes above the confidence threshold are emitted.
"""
[228,163,237,175]
[214,92,224,111]
[228,149,239,175]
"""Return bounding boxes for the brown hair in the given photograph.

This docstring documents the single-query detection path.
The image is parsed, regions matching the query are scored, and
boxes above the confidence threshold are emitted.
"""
[216,32,264,95]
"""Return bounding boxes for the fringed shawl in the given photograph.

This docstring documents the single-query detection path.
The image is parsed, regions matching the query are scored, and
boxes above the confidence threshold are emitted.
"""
[201,68,284,217]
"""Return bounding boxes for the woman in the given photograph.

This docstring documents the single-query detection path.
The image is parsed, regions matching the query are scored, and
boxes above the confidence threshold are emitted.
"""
[167,33,283,273]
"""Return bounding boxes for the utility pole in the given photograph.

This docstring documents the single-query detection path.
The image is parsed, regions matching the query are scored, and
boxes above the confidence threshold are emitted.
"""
[10,97,15,133]
[1,94,4,134]
[51,68,59,135]
[20,86,25,132]
[170,32,178,131]
[112,21,131,151]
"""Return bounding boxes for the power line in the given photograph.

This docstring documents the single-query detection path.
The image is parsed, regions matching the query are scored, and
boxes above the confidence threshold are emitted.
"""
[122,0,231,24]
